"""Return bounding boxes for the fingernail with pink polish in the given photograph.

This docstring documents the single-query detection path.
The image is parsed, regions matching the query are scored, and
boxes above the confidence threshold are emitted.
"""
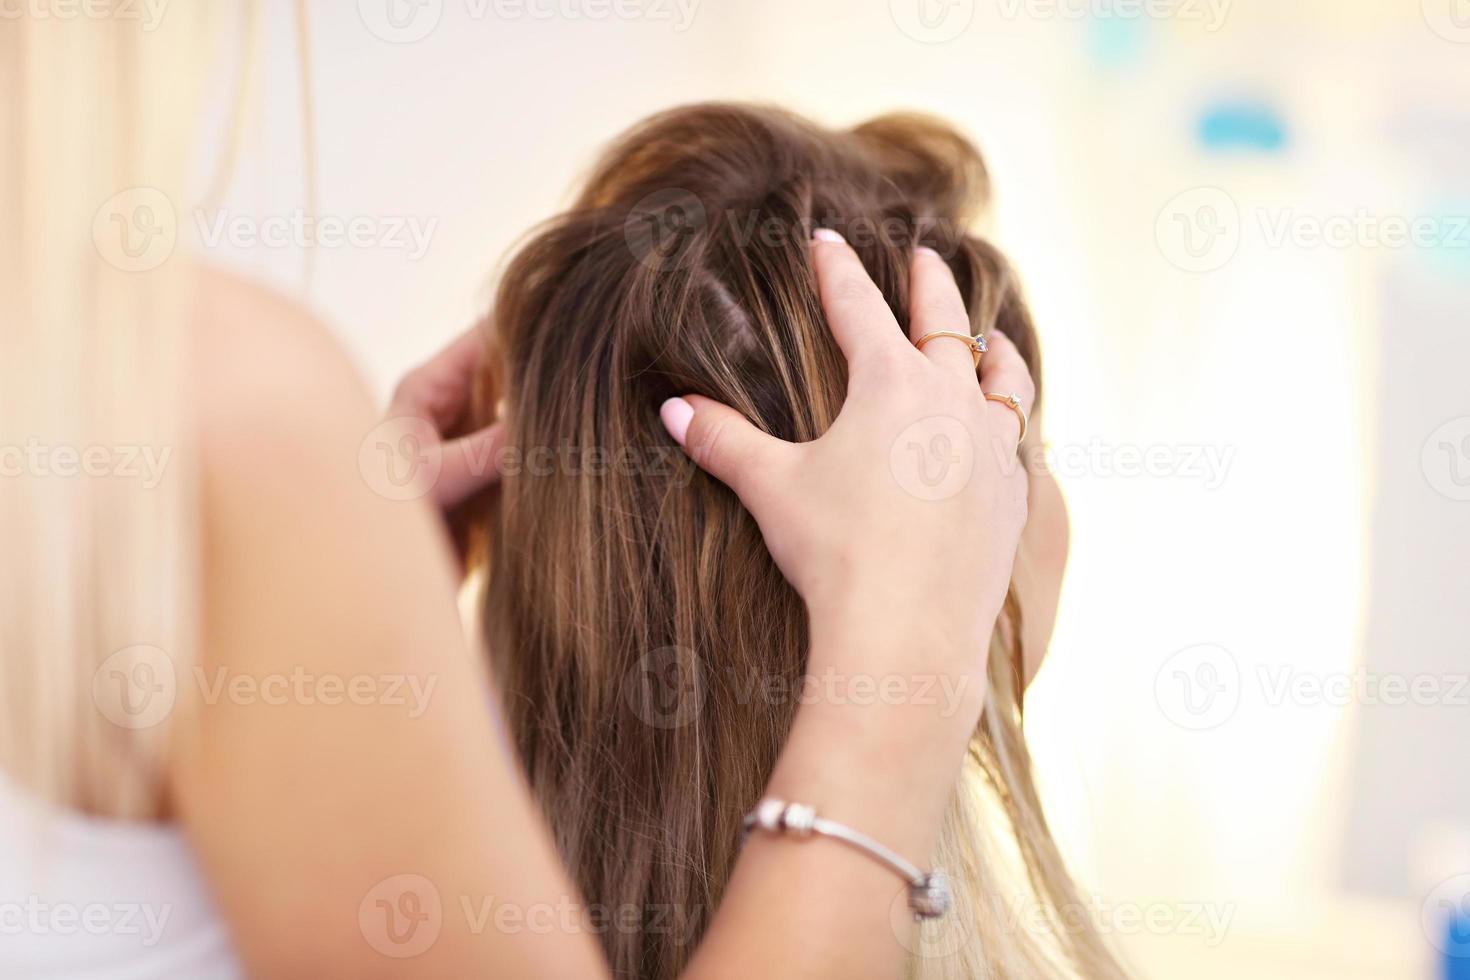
[812,228,845,244]
[660,397,694,447]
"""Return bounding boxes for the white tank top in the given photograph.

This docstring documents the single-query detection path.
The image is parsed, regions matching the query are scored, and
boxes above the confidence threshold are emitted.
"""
[0,773,242,979]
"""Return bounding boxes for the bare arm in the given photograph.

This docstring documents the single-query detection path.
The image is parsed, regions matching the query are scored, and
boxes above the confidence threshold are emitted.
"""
[170,270,606,979]
[171,235,1036,979]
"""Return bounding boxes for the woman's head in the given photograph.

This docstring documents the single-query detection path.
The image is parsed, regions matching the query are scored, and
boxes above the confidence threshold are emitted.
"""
[474,103,1121,979]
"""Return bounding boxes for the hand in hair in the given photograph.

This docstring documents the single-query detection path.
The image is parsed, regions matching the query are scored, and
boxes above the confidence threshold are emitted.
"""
[387,319,505,510]
[660,229,1034,677]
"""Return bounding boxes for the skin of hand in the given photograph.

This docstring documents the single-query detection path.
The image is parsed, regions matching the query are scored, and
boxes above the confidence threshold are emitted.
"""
[664,231,1043,978]
[659,231,1036,692]
[396,308,1066,687]
[385,319,504,511]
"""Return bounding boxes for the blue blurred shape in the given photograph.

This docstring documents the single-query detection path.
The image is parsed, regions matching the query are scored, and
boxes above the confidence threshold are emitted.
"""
[1420,198,1470,279]
[1447,907,1470,980]
[1197,101,1289,153]
[1086,16,1148,68]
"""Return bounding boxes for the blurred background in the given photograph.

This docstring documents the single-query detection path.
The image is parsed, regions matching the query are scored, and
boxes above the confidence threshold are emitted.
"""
[196,0,1470,976]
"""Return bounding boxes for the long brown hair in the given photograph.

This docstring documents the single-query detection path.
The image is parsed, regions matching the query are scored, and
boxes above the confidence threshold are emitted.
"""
[471,103,1124,979]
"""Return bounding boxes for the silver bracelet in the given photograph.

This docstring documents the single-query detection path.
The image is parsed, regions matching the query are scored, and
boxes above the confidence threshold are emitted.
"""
[741,798,951,921]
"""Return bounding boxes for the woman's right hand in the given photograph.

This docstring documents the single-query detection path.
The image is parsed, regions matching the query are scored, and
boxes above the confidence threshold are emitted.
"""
[659,230,1036,689]
[670,231,1040,980]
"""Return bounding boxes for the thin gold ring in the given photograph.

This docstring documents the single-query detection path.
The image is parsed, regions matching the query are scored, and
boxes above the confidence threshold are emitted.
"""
[984,392,1028,444]
[915,330,988,368]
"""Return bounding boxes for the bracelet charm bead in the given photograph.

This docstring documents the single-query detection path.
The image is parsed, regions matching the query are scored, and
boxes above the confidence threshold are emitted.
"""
[908,870,952,919]
[742,798,952,921]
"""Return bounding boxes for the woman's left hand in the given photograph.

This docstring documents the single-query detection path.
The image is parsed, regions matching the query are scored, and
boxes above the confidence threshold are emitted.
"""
[386,320,504,510]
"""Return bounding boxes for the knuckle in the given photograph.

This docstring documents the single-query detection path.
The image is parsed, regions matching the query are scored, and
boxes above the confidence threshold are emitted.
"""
[830,273,882,309]
[392,366,438,410]
[915,296,965,329]
[691,419,725,471]
[859,346,920,387]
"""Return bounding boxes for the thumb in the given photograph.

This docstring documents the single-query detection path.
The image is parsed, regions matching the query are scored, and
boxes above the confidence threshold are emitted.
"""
[660,395,786,500]
[433,422,504,509]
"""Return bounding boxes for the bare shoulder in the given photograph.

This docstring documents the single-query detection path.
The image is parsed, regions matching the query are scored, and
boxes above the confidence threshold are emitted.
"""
[191,264,372,407]
[188,263,379,475]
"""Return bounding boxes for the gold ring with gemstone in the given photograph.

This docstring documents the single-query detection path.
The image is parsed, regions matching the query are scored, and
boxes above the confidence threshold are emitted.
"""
[983,392,1028,444]
[915,331,988,368]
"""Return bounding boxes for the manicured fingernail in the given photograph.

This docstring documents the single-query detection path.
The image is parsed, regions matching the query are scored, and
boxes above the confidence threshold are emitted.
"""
[915,245,941,259]
[660,397,694,447]
[812,228,845,244]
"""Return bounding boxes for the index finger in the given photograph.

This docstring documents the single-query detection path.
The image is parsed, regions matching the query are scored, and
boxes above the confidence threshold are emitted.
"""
[388,318,492,429]
[810,229,912,368]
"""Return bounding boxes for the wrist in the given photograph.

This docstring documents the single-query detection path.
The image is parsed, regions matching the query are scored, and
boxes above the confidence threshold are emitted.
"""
[804,576,1006,662]
[767,626,990,863]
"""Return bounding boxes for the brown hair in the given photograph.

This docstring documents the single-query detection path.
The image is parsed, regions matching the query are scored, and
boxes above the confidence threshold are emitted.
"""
[471,103,1124,980]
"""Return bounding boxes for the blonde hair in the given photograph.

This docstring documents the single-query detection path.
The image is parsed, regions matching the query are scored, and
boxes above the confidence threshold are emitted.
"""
[475,103,1128,979]
[0,5,220,818]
